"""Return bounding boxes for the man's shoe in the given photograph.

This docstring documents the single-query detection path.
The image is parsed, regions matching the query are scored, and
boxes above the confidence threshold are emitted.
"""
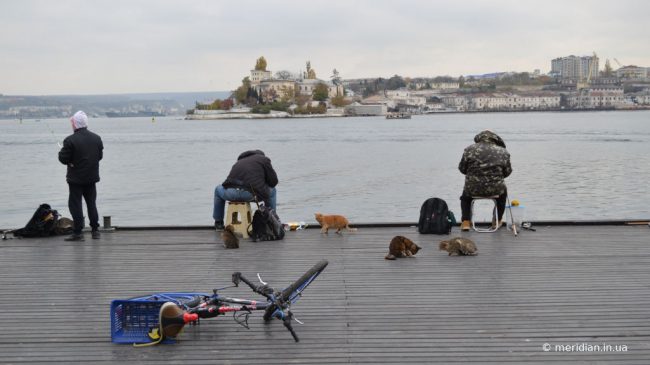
[64,233,84,242]
[214,220,225,231]
[460,220,471,231]
[91,230,101,239]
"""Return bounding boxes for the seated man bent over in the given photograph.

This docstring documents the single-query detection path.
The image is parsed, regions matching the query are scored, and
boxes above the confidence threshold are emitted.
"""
[213,150,278,230]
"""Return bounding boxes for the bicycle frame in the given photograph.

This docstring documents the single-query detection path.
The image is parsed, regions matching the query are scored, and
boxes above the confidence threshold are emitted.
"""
[188,292,275,317]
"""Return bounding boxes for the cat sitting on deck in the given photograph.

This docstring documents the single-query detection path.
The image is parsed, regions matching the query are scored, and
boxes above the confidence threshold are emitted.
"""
[385,236,421,260]
[314,213,357,234]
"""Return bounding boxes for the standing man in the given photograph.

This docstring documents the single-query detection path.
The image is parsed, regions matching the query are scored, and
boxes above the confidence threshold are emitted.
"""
[213,150,278,230]
[458,130,512,231]
[58,111,104,241]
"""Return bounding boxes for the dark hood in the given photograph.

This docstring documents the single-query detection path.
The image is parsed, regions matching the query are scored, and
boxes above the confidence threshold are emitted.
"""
[237,149,265,160]
[474,130,506,148]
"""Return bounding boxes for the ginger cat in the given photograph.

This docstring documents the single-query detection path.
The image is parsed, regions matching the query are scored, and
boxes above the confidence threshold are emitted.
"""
[314,213,357,234]
[385,236,421,260]
[439,237,477,256]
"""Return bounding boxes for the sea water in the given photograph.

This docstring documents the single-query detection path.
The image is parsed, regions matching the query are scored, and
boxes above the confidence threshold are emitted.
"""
[1,111,649,228]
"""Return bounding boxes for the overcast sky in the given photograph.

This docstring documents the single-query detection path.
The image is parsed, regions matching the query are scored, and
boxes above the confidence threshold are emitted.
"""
[1,0,649,95]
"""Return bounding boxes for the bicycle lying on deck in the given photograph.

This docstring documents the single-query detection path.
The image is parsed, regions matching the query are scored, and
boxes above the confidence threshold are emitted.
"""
[111,260,328,345]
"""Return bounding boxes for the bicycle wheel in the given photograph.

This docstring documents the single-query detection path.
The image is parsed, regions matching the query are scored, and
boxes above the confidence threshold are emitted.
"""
[263,260,328,321]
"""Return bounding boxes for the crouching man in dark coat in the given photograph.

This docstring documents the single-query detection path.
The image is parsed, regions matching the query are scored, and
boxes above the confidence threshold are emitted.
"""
[58,111,104,241]
[458,130,512,231]
[213,150,278,230]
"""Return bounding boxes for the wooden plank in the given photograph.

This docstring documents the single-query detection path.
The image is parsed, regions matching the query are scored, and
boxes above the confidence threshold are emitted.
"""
[0,225,649,363]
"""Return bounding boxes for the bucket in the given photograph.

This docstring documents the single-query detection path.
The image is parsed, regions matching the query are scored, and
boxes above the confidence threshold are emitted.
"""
[505,205,525,230]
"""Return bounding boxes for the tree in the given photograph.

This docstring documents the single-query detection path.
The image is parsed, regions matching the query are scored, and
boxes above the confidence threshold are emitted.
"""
[210,99,222,110]
[275,70,293,80]
[220,99,233,110]
[279,85,295,102]
[255,56,267,71]
[233,77,251,104]
[312,83,329,102]
[245,87,259,106]
[386,75,406,90]
[294,92,310,107]
[330,95,348,107]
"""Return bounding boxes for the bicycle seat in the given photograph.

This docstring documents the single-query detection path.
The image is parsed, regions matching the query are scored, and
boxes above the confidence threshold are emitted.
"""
[159,302,187,338]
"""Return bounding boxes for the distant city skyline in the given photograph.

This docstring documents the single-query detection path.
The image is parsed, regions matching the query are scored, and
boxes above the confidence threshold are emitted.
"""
[1,0,649,95]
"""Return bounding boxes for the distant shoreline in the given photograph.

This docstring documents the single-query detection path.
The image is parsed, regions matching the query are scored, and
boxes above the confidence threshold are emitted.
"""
[2,107,649,121]
[184,107,650,120]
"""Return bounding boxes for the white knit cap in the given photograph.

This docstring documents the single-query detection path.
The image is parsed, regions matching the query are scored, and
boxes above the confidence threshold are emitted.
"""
[71,110,88,130]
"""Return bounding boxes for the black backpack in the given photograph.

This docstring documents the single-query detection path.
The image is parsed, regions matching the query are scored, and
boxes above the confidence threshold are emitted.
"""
[13,204,60,238]
[418,198,452,234]
[248,204,285,242]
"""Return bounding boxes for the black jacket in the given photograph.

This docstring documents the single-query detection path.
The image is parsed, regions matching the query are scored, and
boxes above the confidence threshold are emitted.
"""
[222,150,278,203]
[58,128,104,184]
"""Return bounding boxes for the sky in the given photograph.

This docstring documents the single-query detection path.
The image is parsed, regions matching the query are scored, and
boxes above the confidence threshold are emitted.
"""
[1,0,649,95]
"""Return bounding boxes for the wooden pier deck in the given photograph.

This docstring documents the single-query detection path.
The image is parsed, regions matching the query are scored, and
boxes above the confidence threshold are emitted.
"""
[1,225,649,364]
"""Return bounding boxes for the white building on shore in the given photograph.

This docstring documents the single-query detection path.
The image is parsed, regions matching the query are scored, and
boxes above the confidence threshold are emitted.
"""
[566,87,625,109]
[250,69,272,84]
[250,66,343,102]
[468,93,560,111]
[385,89,426,108]
[616,66,649,80]
[440,95,470,111]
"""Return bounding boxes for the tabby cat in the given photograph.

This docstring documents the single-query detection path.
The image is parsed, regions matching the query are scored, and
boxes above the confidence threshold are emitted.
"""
[439,237,478,256]
[221,225,240,249]
[385,236,421,260]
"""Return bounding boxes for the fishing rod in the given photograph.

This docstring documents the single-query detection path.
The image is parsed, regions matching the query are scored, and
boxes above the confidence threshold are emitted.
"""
[43,121,63,148]
[506,195,518,236]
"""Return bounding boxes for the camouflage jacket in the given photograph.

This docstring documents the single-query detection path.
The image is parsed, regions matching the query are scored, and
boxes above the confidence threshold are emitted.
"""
[458,130,512,196]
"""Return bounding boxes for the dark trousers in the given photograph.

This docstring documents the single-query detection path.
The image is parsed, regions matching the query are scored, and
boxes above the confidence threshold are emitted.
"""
[460,189,507,222]
[68,183,99,234]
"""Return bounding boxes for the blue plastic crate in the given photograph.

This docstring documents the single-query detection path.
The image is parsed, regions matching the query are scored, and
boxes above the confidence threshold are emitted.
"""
[110,292,207,344]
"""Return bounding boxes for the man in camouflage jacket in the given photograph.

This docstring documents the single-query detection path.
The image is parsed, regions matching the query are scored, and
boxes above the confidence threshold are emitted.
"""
[458,130,512,230]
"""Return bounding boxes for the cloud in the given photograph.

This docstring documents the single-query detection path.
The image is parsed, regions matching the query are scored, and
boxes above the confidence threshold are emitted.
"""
[1,0,649,94]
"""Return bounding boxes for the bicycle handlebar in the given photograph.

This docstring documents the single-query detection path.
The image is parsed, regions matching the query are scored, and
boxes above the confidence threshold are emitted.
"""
[232,271,299,341]
[230,260,329,342]
[232,272,274,299]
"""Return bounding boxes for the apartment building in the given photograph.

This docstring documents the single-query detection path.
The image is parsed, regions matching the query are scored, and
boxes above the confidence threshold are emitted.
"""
[551,55,599,79]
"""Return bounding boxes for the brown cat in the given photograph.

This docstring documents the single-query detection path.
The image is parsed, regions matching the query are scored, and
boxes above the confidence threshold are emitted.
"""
[221,225,239,249]
[385,236,421,260]
[314,213,357,234]
[439,237,478,256]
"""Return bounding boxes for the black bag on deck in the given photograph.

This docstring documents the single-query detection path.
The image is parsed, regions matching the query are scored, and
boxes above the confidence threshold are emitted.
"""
[418,198,452,234]
[13,204,60,238]
[248,204,285,242]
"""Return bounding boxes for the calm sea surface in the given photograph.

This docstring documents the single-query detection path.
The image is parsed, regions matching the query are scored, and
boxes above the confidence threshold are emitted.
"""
[1,111,649,228]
